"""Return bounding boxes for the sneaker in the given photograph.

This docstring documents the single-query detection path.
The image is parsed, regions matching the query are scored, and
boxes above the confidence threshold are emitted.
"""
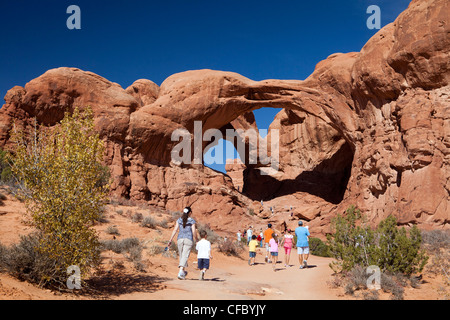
[199,271,205,281]
[248,259,251,266]
[303,260,308,268]
[178,271,185,280]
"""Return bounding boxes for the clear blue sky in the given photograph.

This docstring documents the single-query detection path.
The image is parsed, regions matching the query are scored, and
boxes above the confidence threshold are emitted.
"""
[0,0,411,172]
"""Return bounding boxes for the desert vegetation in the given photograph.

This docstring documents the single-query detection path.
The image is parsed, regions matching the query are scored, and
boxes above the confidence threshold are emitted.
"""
[0,108,109,289]
[326,205,434,300]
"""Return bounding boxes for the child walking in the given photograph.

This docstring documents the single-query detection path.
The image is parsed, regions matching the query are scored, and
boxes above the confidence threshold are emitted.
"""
[248,235,258,266]
[196,230,212,280]
[269,233,279,271]
[282,229,294,267]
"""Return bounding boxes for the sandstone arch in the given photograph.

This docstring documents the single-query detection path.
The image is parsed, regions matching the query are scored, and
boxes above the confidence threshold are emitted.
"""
[0,0,448,234]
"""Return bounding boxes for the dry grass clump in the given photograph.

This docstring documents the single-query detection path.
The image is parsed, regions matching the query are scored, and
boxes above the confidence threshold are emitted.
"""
[101,237,145,272]
[218,238,243,257]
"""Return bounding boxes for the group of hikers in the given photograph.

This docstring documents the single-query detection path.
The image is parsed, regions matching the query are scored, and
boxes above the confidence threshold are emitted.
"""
[242,222,310,271]
[166,206,310,280]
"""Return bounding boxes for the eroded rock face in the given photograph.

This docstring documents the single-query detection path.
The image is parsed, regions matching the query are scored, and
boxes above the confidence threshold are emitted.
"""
[0,0,448,234]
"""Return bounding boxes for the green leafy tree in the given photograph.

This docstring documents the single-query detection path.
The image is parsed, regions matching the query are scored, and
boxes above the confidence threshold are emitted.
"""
[9,107,110,287]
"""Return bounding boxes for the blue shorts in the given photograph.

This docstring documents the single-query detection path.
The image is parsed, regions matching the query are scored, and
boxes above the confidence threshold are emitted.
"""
[270,252,278,257]
[249,251,256,258]
[198,258,210,270]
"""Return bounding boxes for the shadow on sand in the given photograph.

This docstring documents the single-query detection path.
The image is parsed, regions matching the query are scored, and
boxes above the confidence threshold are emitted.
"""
[84,270,170,298]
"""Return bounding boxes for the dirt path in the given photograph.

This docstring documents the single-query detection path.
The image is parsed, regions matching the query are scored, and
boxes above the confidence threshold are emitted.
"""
[118,247,342,300]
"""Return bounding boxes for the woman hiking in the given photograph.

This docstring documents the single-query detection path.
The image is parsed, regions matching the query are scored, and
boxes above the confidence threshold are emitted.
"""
[167,206,198,279]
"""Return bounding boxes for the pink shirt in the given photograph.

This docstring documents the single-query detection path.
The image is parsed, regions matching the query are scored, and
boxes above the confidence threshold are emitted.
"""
[269,238,278,252]
[284,234,293,248]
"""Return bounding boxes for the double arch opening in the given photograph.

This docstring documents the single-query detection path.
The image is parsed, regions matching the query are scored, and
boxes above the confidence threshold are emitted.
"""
[201,106,354,206]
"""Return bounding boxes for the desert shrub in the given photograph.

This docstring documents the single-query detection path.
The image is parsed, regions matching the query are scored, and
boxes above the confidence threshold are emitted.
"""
[343,265,372,296]
[141,216,157,229]
[422,229,450,248]
[380,272,405,300]
[101,239,123,254]
[0,232,88,288]
[327,205,428,275]
[0,192,6,206]
[120,237,141,252]
[422,230,450,285]
[0,148,13,183]
[218,238,242,257]
[96,208,109,223]
[169,240,178,253]
[240,235,248,247]
[148,244,165,256]
[100,237,145,271]
[158,218,169,229]
[8,108,110,287]
[106,225,120,235]
[197,223,220,244]
[375,216,428,275]
[170,211,181,222]
[309,237,331,257]
[131,212,143,223]
[341,265,405,300]
[362,290,379,300]
[101,237,141,254]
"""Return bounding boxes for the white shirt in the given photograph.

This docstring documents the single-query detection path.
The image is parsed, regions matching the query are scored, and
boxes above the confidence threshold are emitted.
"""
[196,239,211,259]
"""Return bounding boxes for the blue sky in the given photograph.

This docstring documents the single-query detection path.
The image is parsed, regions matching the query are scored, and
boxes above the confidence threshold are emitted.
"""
[0,0,411,172]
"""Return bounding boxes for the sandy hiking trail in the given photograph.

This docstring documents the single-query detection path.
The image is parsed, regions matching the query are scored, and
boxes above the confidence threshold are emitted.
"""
[117,247,342,300]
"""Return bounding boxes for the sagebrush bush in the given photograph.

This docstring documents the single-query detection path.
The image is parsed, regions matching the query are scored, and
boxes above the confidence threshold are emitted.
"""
[422,230,450,284]
[197,223,220,244]
[0,232,86,288]
[141,216,157,229]
[218,239,243,257]
[101,237,141,254]
[100,237,145,272]
[131,212,143,223]
[106,225,120,235]
[381,272,405,300]
[148,244,165,256]
[341,264,406,300]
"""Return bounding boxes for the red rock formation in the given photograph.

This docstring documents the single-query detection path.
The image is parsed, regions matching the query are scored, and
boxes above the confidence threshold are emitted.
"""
[225,158,245,191]
[0,0,448,234]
